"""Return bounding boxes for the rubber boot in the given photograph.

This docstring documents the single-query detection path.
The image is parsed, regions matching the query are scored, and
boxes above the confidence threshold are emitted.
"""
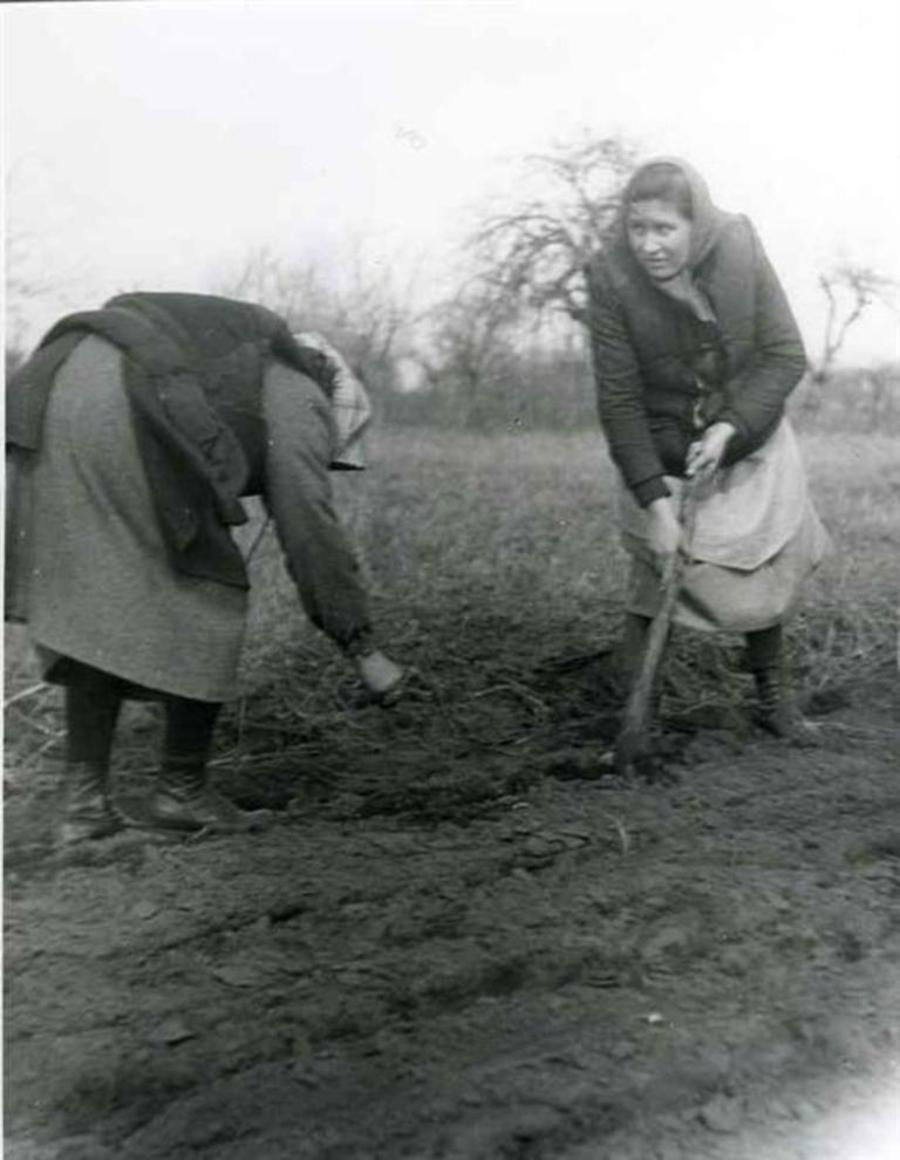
[148,759,273,833]
[752,666,820,745]
[59,761,127,845]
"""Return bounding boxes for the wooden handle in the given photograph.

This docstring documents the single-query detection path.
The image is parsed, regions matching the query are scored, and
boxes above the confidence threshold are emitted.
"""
[616,478,700,766]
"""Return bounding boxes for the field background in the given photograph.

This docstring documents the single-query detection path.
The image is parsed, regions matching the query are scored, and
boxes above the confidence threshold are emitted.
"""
[4,407,900,1160]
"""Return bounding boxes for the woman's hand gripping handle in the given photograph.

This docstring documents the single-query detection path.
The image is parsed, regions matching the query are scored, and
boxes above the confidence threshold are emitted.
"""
[685,421,737,483]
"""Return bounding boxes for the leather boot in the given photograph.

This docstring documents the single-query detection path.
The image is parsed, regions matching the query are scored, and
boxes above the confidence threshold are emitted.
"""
[59,761,126,845]
[753,666,820,745]
[148,760,273,833]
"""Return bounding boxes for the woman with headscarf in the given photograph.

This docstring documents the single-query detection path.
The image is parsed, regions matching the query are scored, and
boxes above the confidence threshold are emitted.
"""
[6,292,404,844]
[586,159,829,741]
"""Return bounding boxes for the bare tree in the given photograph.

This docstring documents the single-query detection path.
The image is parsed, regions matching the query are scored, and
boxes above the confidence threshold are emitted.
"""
[406,131,636,425]
[212,240,416,397]
[468,131,638,326]
[5,226,58,375]
[5,159,97,373]
[814,262,899,381]
[419,286,521,426]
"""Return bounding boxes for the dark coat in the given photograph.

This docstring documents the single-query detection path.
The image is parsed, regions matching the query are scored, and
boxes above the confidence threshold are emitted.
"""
[6,293,337,588]
[586,160,807,507]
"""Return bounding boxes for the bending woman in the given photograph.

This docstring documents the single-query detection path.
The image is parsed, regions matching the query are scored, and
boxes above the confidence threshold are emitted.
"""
[586,158,829,739]
[6,292,404,844]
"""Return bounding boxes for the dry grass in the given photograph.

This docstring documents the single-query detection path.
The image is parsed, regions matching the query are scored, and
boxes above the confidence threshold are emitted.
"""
[5,428,898,819]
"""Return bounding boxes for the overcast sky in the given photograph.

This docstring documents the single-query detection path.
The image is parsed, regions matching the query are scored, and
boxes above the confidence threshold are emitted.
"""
[5,0,900,363]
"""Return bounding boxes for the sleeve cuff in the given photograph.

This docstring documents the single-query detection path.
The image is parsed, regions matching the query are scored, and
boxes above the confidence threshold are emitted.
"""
[632,475,671,508]
[717,408,748,442]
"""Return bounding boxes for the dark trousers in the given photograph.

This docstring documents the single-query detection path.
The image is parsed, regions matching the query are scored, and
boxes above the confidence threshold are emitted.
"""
[62,660,221,770]
[622,614,782,674]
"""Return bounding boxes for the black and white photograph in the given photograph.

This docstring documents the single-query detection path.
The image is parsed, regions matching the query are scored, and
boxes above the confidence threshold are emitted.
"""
[3,1,899,1157]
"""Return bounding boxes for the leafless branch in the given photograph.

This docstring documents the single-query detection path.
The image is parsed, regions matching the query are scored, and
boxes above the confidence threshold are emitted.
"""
[814,263,899,380]
[465,131,637,327]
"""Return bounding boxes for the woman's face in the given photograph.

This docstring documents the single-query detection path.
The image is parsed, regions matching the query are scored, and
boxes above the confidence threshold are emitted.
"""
[625,198,692,281]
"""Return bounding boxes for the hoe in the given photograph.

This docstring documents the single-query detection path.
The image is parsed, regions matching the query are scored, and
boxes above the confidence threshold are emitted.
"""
[614,476,700,779]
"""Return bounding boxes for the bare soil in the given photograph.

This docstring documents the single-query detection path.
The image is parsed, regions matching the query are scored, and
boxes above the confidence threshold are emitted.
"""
[5,645,899,1160]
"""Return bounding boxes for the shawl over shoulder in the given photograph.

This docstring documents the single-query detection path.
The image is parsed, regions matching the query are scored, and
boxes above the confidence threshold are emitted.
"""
[6,293,338,588]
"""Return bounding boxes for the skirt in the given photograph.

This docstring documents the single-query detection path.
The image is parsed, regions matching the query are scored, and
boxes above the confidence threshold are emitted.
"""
[6,335,248,701]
